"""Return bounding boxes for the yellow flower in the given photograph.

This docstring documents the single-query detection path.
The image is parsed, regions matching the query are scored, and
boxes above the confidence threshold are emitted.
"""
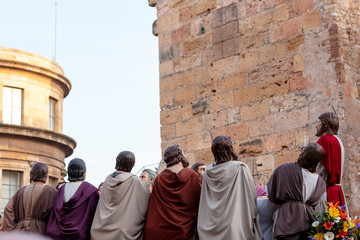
[343,221,349,232]
[314,232,324,240]
[329,207,340,218]
[350,221,355,228]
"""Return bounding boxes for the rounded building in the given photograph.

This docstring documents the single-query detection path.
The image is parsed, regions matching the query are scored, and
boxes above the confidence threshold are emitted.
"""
[0,47,76,213]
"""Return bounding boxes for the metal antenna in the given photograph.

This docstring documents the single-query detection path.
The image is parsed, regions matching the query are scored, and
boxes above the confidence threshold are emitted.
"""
[135,163,159,175]
[53,0,58,62]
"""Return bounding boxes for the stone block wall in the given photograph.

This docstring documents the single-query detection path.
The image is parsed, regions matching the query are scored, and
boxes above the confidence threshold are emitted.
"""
[149,0,360,214]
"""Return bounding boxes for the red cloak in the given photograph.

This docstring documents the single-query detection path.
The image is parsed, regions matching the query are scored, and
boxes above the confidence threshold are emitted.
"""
[317,134,345,206]
[143,168,202,240]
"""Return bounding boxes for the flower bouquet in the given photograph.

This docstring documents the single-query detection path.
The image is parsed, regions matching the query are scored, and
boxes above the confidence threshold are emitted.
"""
[308,201,360,240]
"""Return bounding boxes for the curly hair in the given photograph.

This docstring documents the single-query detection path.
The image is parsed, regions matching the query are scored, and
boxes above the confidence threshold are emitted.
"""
[163,145,189,168]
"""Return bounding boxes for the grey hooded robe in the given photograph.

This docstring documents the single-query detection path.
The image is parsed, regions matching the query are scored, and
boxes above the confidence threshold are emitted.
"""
[197,161,262,240]
[91,172,150,240]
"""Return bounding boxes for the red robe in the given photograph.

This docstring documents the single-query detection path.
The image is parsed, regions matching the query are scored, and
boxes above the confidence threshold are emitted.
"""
[317,134,345,206]
[143,168,202,240]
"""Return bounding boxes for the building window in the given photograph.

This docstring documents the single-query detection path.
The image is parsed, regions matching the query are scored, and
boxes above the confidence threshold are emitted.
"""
[1,170,21,215]
[49,98,57,130]
[2,87,22,125]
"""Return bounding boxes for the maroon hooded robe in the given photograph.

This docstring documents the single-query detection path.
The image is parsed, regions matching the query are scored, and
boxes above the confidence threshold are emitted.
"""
[143,168,202,240]
[46,181,99,240]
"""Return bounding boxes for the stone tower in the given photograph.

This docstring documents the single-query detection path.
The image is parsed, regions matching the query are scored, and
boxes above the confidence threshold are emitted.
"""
[0,47,76,213]
[149,0,360,214]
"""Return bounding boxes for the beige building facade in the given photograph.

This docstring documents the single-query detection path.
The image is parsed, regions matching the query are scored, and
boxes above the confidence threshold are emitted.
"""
[0,47,76,213]
[149,0,360,214]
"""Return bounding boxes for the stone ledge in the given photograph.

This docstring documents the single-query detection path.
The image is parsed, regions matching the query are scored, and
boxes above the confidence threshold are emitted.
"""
[0,123,76,157]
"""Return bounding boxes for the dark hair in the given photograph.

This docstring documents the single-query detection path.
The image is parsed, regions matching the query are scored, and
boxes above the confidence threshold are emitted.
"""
[211,136,238,164]
[191,163,205,172]
[163,145,189,168]
[98,182,104,191]
[30,162,48,183]
[56,181,66,190]
[67,158,86,182]
[298,143,324,173]
[115,151,135,172]
[318,112,339,135]
[143,169,157,180]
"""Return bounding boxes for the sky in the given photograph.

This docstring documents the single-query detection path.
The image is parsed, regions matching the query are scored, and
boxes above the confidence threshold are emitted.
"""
[0,1,160,187]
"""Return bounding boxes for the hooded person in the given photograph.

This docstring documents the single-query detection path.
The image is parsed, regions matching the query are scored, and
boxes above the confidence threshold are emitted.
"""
[197,136,262,240]
[2,162,56,235]
[91,151,150,240]
[46,158,99,240]
[315,111,346,209]
[267,143,326,240]
[143,145,202,240]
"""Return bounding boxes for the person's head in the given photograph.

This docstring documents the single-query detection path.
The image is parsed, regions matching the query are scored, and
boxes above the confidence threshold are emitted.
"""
[163,145,189,168]
[98,182,104,193]
[30,162,48,183]
[67,158,86,182]
[56,181,66,190]
[191,163,206,177]
[316,112,339,137]
[140,169,157,187]
[115,151,135,172]
[211,136,238,164]
[298,143,324,173]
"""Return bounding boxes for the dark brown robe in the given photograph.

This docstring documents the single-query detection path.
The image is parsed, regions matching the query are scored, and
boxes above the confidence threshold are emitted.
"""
[2,183,56,235]
[267,162,326,239]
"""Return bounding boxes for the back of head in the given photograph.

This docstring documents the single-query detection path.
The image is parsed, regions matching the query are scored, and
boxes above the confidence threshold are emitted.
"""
[298,143,324,173]
[143,169,157,180]
[318,112,339,135]
[30,162,48,183]
[211,136,238,164]
[67,158,86,182]
[115,151,135,172]
[163,145,189,168]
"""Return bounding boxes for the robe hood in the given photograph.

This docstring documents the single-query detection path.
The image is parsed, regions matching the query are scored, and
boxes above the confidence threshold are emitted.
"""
[58,181,97,208]
[106,172,134,188]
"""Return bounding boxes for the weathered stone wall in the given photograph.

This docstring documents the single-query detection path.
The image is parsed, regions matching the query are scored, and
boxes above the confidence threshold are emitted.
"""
[149,0,360,214]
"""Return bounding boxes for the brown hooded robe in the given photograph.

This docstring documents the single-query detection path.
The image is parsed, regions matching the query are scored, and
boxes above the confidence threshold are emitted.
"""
[267,162,326,239]
[2,183,56,234]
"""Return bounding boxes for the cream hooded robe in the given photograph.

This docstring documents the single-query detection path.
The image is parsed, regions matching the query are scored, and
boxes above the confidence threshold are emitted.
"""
[197,161,262,240]
[91,172,150,240]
